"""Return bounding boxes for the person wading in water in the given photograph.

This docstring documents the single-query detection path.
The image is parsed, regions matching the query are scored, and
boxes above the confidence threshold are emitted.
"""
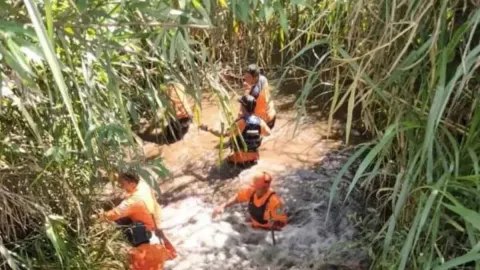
[93,171,176,270]
[139,82,192,144]
[212,171,287,231]
[242,64,277,129]
[200,95,271,166]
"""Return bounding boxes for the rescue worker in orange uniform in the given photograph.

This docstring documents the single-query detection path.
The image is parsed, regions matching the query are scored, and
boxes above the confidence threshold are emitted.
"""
[213,171,287,230]
[95,171,176,270]
[243,64,277,129]
[139,82,192,144]
[164,82,192,142]
[200,95,271,166]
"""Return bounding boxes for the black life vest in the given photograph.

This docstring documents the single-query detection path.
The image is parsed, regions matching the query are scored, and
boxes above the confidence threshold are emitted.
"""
[248,192,276,224]
[115,217,152,247]
[232,115,262,152]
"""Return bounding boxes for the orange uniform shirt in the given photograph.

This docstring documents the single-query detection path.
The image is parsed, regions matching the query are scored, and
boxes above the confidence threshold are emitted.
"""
[167,83,192,120]
[248,76,276,124]
[229,117,271,163]
[106,180,162,229]
[236,186,287,229]
[106,181,167,270]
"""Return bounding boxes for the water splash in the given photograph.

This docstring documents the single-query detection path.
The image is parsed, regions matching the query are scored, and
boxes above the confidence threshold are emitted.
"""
[162,154,367,270]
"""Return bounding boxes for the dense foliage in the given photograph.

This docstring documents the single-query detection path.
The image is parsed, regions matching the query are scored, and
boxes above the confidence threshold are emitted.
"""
[0,0,479,269]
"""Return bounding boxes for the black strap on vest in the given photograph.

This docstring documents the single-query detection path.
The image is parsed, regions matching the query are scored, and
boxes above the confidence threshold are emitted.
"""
[115,217,152,247]
[232,116,261,152]
[114,201,157,247]
[248,192,276,225]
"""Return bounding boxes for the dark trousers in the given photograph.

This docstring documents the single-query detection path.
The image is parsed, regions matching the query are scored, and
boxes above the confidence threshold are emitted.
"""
[138,117,191,145]
[164,117,191,143]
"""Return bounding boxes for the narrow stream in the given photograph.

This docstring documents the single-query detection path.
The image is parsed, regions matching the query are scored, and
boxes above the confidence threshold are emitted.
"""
[149,95,368,270]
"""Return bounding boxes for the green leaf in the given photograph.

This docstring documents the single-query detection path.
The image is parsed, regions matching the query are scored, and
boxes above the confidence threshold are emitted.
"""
[202,0,211,13]
[77,0,88,12]
[292,0,305,4]
[45,215,67,266]
[6,39,35,75]
[8,92,43,145]
[169,32,177,62]
[265,6,275,21]
[24,0,85,147]
[433,251,480,270]
[414,176,446,245]
[44,0,53,42]
[104,56,134,144]
[399,198,423,270]
[383,36,433,87]
[274,1,288,33]
[442,127,459,175]
[0,44,36,86]
[0,21,36,38]
[236,0,249,22]
[443,213,465,232]
[127,100,140,125]
[192,0,212,25]
[345,123,399,200]
[443,203,480,231]
[218,0,227,8]
[446,23,469,62]
[13,37,45,63]
[337,48,387,100]
[179,0,187,9]
[0,239,19,270]
[345,77,357,144]
[327,143,371,221]
[44,147,66,163]
[383,151,423,258]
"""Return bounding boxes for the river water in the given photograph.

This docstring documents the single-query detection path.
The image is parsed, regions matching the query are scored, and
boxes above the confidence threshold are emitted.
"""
[148,96,368,270]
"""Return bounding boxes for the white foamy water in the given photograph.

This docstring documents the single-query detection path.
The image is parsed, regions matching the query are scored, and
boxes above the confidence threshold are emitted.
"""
[161,158,367,270]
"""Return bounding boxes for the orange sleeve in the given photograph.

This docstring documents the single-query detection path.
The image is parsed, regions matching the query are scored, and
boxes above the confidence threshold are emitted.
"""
[105,198,135,221]
[231,119,246,136]
[236,186,255,203]
[264,195,287,225]
[260,119,271,136]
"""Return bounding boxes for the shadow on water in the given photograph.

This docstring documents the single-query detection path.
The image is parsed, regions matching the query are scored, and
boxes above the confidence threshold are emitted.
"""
[272,78,367,139]
[137,130,187,146]
[161,159,257,205]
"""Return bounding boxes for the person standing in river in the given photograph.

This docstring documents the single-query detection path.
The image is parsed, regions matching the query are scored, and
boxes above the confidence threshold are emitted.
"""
[242,64,277,129]
[139,82,192,144]
[213,171,287,230]
[93,171,176,270]
[200,95,271,166]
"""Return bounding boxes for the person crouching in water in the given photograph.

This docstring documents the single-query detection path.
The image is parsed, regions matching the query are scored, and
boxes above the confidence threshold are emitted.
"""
[213,171,287,230]
[93,171,176,270]
[201,95,271,166]
[139,82,192,144]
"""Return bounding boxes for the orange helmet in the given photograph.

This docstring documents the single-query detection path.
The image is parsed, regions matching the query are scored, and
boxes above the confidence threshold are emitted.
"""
[251,171,272,189]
